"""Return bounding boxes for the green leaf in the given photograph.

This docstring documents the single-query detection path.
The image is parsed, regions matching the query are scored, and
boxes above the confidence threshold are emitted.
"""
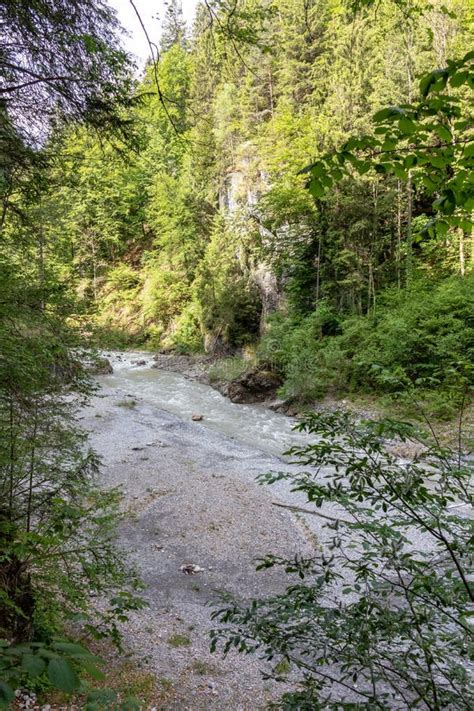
[403,154,417,169]
[0,683,14,706]
[420,72,435,97]
[381,138,397,151]
[434,125,452,143]
[357,161,371,175]
[430,155,447,169]
[450,70,468,88]
[399,117,416,135]
[464,143,474,159]
[337,151,351,164]
[53,642,91,657]
[22,654,46,677]
[80,659,106,681]
[460,218,473,232]
[435,221,449,237]
[373,107,397,122]
[310,162,325,179]
[392,164,407,180]
[309,179,325,199]
[47,658,80,693]
[440,190,456,215]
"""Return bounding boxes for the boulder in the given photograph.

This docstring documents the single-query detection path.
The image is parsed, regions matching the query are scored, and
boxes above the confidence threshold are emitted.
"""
[227,368,282,404]
[268,398,301,416]
[87,356,113,375]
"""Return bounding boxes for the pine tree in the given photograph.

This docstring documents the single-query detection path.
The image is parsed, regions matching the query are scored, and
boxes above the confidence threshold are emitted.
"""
[160,0,187,52]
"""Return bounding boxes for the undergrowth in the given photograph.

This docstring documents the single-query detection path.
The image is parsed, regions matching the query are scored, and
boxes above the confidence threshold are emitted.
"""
[259,276,474,419]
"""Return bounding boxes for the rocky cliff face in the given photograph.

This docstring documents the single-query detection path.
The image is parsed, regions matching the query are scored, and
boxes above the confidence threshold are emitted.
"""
[219,147,283,334]
[251,261,282,333]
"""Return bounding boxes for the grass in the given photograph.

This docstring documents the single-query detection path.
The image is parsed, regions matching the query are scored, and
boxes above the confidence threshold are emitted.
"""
[116,398,137,409]
[167,634,192,648]
[209,356,249,384]
[189,659,219,676]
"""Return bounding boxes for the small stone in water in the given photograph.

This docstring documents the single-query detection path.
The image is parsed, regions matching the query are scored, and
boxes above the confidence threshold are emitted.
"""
[192,414,203,421]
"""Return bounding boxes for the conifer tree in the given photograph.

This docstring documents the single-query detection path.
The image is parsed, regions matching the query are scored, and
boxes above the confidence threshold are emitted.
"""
[160,0,187,52]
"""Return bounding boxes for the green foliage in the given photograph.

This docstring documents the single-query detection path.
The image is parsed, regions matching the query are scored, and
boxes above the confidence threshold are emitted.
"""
[0,638,143,709]
[2,0,474,706]
[0,297,144,638]
[258,304,344,401]
[192,214,261,349]
[212,410,474,708]
[106,265,141,291]
[29,0,472,370]
[0,1,146,706]
[0,270,143,702]
[0,639,100,705]
[141,260,192,331]
[209,357,250,383]
[343,276,474,393]
[260,276,474,411]
[305,49,474,234]
[169,303,203,353]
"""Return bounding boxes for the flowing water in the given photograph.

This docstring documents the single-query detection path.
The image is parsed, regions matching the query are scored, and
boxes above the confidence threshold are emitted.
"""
[102,351,311,458]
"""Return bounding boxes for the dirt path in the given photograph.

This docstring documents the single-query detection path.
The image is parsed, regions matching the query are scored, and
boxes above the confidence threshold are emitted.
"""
[81,374,317,709]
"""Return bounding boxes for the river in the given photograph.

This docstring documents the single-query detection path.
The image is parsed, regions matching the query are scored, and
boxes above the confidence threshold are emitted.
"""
[104,351,312,457]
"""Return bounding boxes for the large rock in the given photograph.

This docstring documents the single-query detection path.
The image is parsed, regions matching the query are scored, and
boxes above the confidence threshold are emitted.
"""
[227,368,282,404]
[86,356,113,375]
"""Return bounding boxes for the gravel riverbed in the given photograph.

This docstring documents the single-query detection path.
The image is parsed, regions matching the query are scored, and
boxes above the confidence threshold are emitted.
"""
[79,354,329,709]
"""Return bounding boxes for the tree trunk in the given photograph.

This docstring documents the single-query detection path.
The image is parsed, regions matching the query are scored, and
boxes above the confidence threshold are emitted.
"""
[396,179,402,289]
[38,228,45,312]
[459,229,465,277]
[406,171,413,285]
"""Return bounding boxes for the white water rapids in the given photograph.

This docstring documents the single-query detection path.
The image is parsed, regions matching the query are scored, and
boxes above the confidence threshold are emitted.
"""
[103,351,312,458]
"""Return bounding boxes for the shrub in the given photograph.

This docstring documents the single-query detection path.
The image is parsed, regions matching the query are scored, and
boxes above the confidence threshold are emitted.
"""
[344,276,474,393]
[258,276,474,410]
[106,265,141,291]
[141,260,191,330]
[192,214,262,349]
[167,302,203,353]
[258,304,345,401]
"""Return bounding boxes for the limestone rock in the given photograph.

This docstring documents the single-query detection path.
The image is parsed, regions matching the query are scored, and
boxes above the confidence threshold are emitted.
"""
[86,356,113,375]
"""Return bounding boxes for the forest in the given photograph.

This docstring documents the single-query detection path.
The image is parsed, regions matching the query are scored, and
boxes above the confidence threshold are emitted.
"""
[0,0,473,708]
[3,0,473,414]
